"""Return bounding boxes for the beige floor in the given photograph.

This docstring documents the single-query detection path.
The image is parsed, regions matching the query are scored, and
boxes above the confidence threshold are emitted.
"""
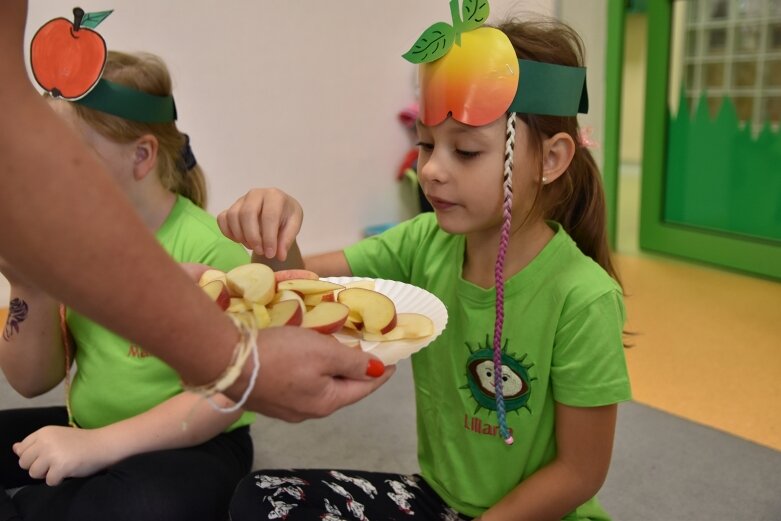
[615,162,781,451]
[616,252,781,451]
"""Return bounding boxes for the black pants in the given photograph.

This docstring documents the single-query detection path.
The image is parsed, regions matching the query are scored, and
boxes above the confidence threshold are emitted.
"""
[0,406,253,521]
[229,469,471,520]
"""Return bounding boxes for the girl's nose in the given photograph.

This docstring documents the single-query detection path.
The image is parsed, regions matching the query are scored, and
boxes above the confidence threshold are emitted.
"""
[418,153,447,184]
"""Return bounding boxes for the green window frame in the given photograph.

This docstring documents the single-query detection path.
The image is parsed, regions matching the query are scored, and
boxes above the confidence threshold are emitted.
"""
[640,0,781,280]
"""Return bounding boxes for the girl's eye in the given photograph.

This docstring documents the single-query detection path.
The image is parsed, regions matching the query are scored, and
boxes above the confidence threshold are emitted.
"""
[416,141,434,152]
[456,149,481,159]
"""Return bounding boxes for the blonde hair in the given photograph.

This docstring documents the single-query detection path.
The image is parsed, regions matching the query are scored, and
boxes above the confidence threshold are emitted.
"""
[71,51,208,208]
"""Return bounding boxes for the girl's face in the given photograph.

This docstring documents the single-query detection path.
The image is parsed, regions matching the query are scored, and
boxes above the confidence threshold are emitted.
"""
[48,99,137,192]
[416,116,540,236]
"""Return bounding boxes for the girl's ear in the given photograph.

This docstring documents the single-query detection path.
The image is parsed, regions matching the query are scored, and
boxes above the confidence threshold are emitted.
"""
[540,132,576,185]
[132,135,159,181]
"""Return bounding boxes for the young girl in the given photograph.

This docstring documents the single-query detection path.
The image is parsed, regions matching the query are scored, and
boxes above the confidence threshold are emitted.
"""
[0,51,256,521]
[222,11,631,521]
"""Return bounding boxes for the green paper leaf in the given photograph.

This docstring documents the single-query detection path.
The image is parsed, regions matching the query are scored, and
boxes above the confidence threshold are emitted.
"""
[81,10,113,29]
[461,0,489,31]
[402,22,455,64]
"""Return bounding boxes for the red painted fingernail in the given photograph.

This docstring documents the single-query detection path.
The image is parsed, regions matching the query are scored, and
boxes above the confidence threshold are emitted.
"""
[366,359,385,378]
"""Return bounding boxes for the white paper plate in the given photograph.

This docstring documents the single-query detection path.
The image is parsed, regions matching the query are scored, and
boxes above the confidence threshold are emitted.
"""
[322,277,448,365]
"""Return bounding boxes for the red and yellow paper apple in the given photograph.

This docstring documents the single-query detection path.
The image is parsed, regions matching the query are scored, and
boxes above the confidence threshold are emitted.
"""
[30,8,113,100]
[418,27,518,126]
[402,0,518,127]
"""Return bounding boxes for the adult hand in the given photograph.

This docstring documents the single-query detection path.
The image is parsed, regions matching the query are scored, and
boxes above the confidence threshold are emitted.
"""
[13,425,117,486]
[232,326,395,422]
[217,188,303,261]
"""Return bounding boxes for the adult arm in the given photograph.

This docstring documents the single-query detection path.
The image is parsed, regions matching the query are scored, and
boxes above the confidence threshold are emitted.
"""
[0,0,391,417]
[478,403,617,521]
[0,0,238,386]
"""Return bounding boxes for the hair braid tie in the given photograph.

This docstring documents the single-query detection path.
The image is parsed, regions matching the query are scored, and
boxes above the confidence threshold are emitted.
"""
[494,113,516,445]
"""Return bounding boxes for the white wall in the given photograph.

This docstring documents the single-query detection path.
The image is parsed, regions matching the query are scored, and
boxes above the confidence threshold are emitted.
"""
[558,0,607,172]
[2,0,564,304]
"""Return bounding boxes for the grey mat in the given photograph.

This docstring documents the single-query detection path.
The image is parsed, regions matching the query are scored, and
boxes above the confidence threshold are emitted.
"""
[3,360,780,520]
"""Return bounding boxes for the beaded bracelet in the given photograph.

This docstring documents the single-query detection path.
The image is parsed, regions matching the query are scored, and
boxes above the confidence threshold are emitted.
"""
[182,312,260,413]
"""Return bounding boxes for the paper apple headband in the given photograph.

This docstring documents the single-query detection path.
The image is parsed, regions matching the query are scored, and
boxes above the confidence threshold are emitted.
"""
[30,7,111,100]
[403,0,589,126]
[30,7,176,123]
[75,79,178,123]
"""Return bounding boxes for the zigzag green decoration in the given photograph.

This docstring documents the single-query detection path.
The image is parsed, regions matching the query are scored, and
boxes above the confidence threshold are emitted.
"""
[665,90,781,242]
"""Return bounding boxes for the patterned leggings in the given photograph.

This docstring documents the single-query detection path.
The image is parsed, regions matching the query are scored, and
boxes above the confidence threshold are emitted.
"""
[229,469,472,521]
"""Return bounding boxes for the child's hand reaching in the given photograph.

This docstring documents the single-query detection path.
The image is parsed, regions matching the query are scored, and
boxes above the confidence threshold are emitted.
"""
[218,188,303,261]
[13,425,118,486]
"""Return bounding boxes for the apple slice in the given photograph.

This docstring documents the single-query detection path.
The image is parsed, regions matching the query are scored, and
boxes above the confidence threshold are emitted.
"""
[302,291,337,306]
[301,302,349,334]
[271,289,306,313]
[226,264,276,305]
[395,313,434,339]
[362,328,407,342]
[337,287,397,334]
[334,279,375,300]
[344,279,375,291]
[342,317,363,331]
[347,309,363,328]
[252,303,271,329]
[227,298,250,313]
[274,269,320,282]
[363,313,434,341]
[277,279,344,296]
[268,299,304,327]
[198,269,227,288]
[200,280,230,311]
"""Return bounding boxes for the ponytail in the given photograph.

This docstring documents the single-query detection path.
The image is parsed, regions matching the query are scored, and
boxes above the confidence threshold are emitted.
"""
[71,51,209,209]
[500,19,621,287]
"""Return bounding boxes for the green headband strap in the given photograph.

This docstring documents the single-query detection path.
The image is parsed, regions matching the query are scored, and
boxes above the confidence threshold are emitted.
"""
[74,79,178,123]
[510,59,589,116]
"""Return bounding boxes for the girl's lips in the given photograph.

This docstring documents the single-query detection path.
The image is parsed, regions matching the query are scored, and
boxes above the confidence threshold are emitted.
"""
[428,196,457,211]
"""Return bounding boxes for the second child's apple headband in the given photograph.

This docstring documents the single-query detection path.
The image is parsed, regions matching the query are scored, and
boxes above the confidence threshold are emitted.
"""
[29,8,177,124]
[403,3,589,126]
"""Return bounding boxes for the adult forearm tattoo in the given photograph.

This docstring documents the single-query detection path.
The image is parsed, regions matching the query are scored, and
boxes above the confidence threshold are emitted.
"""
[3,298,29,341]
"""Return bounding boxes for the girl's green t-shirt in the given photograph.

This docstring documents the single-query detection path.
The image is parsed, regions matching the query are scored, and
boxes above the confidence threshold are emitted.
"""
[345,213,631,520]
[68,195,254,431]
